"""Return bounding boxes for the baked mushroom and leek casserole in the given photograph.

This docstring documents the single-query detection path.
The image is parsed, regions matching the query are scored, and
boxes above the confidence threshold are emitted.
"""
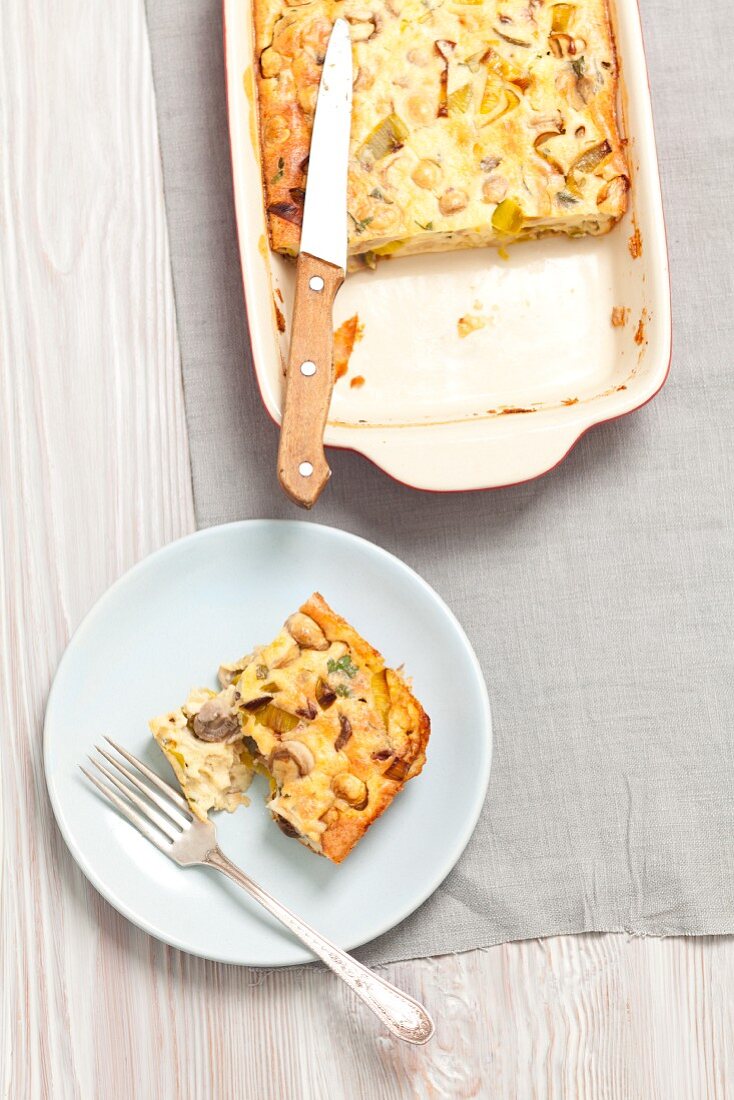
[150,594,430,863]
[254,0,628,263]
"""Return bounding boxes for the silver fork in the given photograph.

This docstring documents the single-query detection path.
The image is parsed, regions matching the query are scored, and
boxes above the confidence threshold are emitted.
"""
[81,738,434,1046]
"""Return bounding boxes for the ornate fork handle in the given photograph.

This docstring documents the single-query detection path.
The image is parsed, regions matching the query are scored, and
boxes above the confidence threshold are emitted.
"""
[206,847,434,1045]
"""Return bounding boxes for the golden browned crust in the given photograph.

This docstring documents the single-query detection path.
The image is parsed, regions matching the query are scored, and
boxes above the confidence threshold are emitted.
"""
[299,593,430,862]
[253,0,628,261]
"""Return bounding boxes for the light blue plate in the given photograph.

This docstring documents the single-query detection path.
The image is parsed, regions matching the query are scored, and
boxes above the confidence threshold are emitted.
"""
[45,521,492,966]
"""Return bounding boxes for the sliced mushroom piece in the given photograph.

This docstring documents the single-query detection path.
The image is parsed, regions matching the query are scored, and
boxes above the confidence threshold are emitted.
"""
[192,687,241,743]
[273,814,302,839]
[434,38,456,62]
[315,677,337,710]
[331,773,369,810]
[267,201,303,228]
[435,39,456,117]
[529,111,564,134]
[548,32,575,58]
[284,612,329,650]
[334,714,353,751]
[268,741,315,781]
[385,757,411,782]
[372,748,393,761]
[242,695,274,712]
[182,687,216,718]
[533,131,565,176]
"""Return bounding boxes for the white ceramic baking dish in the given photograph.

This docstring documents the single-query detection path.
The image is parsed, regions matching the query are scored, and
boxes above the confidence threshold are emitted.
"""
[224,0,670,491]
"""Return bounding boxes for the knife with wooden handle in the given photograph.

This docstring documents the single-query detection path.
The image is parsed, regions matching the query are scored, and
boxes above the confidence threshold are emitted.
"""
[277,19,353,508]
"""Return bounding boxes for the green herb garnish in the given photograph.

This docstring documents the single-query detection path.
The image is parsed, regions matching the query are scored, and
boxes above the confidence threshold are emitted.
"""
[571,56,586,78]
[256,664,269,680]
[556,189,579,207]
[348,212,374,234]
[270,157,285,184]
[335,684,351,697]
[327,654,359,678]
[415,220,434,231]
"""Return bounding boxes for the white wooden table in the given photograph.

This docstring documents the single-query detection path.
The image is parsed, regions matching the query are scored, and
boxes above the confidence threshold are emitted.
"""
[1,3,731,1096]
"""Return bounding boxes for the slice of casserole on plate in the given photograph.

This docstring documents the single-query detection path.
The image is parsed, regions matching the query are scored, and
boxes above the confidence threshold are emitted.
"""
[150,594,430,862]
[254,0,629,260]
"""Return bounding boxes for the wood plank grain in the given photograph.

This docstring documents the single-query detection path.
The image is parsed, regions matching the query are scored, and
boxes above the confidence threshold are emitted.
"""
[0,1,194,1096]
[1,1,733,1098]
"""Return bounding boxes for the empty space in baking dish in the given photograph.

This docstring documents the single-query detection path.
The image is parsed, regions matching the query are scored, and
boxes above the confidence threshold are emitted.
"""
[271,225,647,428]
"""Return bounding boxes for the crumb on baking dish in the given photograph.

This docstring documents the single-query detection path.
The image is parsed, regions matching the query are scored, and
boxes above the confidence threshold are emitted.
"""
[334,315,364,381]
[457,313,488,338]
[628,219,643,259]
[350,375,365,389]
[611,306,629,327]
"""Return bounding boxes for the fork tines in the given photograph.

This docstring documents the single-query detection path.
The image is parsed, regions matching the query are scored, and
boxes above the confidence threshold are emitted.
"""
[81,738,191,852]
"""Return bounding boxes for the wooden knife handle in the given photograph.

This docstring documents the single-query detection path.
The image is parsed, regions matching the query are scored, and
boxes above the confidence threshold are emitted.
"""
[277,252,344,508]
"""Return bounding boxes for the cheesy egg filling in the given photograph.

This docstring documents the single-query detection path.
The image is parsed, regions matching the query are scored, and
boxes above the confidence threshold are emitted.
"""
[254,0,628,261]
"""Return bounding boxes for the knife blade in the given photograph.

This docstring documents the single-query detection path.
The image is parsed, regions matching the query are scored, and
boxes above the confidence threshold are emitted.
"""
[299,18,353,271]
[277,19,353,508]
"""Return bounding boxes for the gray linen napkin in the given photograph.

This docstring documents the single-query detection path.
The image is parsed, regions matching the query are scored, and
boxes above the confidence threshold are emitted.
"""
[144,0,734,965]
